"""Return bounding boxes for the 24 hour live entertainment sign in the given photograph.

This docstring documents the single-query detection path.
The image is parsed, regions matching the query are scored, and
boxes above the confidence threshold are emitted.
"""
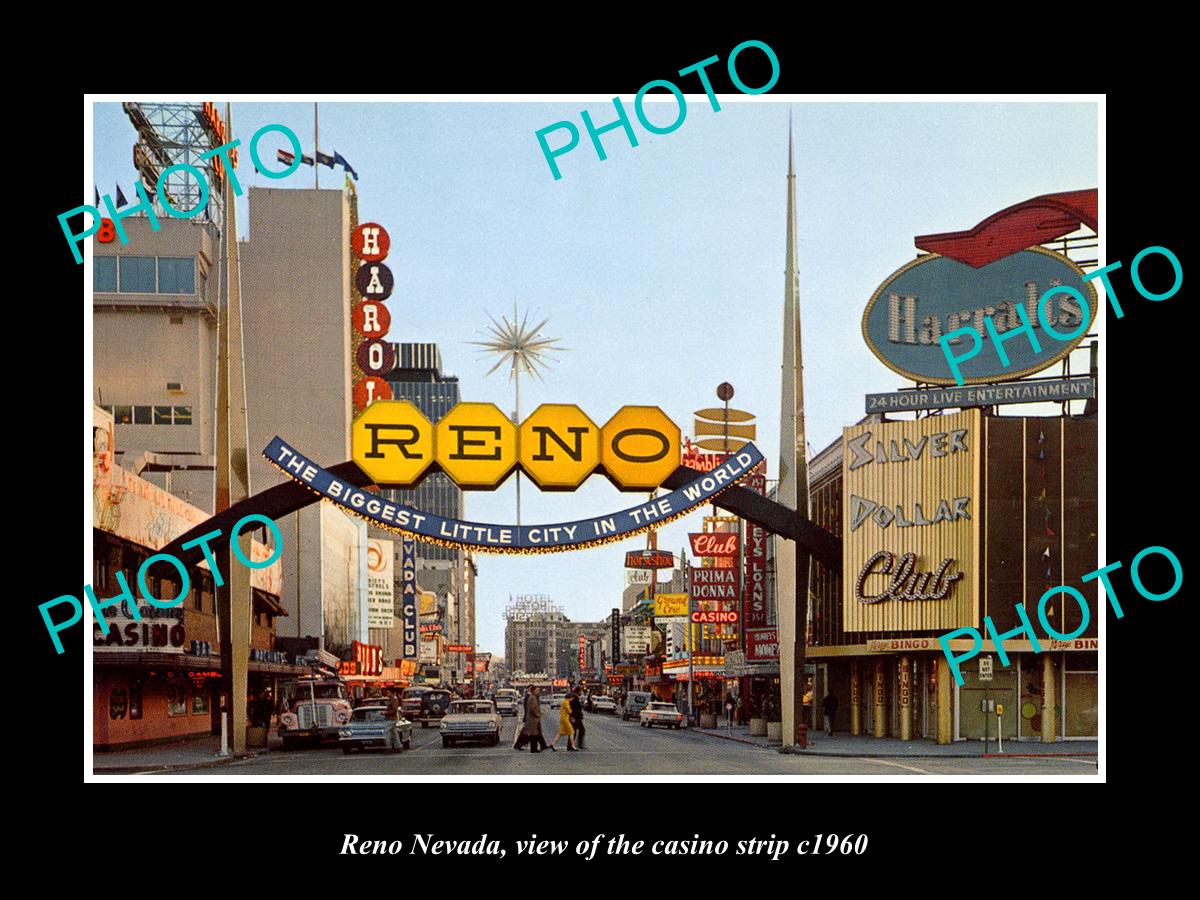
[865,376,1094,413]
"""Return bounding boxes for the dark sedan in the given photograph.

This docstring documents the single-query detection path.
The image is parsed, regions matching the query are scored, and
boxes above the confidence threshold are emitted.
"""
[338,706,413,753]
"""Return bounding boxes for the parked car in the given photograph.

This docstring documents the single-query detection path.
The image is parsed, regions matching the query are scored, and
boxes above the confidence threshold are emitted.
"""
[621,691,653,721]
[417,688,453,727]
[338,705,413,753]
[400,686,431,721]
[592,696,617,714]
[494,688,520,716]
[640,701,685,729]
[440,700,502,747]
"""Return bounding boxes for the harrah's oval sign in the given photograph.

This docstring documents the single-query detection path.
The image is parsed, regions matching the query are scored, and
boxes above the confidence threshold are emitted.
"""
[862,248,1097,385]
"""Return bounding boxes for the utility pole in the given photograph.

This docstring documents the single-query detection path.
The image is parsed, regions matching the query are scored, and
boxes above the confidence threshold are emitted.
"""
[214,102,253,755]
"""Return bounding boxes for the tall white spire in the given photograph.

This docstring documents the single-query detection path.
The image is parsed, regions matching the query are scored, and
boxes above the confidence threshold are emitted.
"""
[777,112,810,748]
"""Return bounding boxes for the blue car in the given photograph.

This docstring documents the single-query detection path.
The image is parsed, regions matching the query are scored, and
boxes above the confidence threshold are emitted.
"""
[338,706,413,754]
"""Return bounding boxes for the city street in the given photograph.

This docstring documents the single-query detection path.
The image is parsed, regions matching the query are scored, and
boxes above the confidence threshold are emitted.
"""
[173,710,1098,776]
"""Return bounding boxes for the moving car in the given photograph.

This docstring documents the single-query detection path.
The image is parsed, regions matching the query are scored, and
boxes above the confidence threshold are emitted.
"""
[494,688,521,716]
[339,705,413,753]
[417,688,453,727]
[400,686,431,721]
[621,691,653,721]
[591,695,617,714]
[640,701,685,729]
[440,700,502,747]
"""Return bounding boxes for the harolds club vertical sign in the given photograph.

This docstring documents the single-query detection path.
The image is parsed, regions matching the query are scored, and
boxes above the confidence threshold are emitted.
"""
[351,221,396,413]
[743,463,768,628]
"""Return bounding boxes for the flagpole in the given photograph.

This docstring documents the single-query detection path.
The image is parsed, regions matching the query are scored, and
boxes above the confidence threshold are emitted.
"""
[314,102,319,190]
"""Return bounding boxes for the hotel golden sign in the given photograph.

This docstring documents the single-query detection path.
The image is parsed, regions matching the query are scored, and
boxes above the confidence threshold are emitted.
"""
[842,409,980,632]
[353,401,680,492]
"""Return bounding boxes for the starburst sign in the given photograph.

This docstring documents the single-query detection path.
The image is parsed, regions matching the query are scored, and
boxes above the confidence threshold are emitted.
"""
[470,304,566,381]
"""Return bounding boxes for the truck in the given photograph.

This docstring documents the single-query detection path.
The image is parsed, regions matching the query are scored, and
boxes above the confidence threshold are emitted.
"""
[277,677,353,748]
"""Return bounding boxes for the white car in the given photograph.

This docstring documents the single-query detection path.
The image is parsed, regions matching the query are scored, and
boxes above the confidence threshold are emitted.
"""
[640,702,685,729]
[591,696,617,714]
[440,700,502,747]
[494,690,520,716]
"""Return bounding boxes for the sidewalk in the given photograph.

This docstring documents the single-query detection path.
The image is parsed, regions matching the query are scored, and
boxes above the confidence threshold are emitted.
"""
[92,735,271,774]
[692,723,1098,757]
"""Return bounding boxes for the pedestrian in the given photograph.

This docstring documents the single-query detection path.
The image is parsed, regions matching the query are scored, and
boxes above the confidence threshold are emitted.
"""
[825,692,839,737]
[569,687,586,750]
[735,693,744,725]
[725,695,735,728]
[516,686,547,752]
[549,691,576,751]
[384,692,399,718]
[528,691,549,753]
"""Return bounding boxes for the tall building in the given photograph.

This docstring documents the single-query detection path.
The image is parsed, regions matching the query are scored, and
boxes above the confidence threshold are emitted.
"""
[384,343,475,682]
[505,608,606,680]
[240,186,367,658]
[93,217,220,512]
[386,343,463,561]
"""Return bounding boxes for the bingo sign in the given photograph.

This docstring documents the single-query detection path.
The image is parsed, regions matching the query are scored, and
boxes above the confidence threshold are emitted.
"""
[352,222,396,414]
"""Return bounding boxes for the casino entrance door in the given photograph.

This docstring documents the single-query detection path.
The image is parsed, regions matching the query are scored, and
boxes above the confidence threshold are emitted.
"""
[860,655,938,740]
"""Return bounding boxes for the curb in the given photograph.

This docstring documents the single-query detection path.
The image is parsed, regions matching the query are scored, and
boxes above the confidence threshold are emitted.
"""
[694,729,778,748]
[94,748,268,775]
[982,752,1097,759]
[693,729,1097,760]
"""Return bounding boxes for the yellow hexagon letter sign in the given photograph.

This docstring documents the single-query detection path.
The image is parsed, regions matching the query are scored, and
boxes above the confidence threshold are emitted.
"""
[352,400,435,486]
[519,404,600,490]
[436,402,518,489]
[600,406,680,491]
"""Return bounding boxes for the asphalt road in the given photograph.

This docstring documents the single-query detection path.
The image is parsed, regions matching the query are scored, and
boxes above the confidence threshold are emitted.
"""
[175,703,1098,776]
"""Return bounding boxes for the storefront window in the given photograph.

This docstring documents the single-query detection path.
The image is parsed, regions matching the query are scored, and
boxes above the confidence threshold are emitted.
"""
[1064,652,1097,737]
[129,681,143,720]
[167,681,188,717]
[109,687,129,720]
[192,687,209,716]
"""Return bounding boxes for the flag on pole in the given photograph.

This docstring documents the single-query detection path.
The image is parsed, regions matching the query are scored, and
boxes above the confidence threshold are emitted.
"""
[334,151,359,180]
[316,150,335,168]
[277,148,295,167]
[301,153,315,166]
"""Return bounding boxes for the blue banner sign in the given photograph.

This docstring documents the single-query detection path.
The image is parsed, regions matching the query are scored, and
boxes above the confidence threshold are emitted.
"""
[862,248,1097,385]
[264,436,764,554]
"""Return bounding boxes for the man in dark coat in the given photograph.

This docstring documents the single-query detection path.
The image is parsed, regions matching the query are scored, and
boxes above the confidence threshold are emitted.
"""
[569,687,585,749]
[516,686,546,752]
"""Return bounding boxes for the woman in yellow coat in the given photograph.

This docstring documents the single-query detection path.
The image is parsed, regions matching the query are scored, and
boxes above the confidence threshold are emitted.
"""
[549,693,577,751]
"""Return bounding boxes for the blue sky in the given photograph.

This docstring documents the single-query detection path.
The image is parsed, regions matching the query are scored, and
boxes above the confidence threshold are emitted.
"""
[93,98,1098,657]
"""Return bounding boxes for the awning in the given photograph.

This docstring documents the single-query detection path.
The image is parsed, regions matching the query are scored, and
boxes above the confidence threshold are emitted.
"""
[92,652,310,676]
